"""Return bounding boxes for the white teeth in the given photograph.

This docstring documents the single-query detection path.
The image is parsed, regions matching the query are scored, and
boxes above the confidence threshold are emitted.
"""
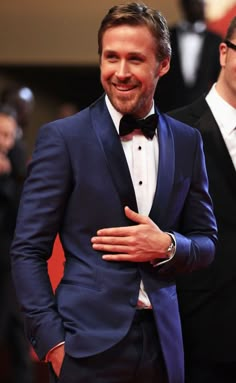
[116,86,132,91]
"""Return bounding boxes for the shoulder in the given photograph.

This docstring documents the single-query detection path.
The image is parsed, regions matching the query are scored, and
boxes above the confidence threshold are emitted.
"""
[160,112,211,156]
[38,106,91,141]
[159,114,206,168]
[39,95,106,138]
[162,113,198,135]
[160,113,203,152]
[166,96,208,127]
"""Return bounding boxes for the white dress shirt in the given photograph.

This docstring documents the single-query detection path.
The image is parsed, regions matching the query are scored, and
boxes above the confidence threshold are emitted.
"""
[105,96,160,308]
[177,21,206,86]
[206,84,236,170]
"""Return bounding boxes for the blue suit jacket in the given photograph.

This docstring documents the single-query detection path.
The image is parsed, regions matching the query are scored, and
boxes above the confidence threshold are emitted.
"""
[11,95,217,383]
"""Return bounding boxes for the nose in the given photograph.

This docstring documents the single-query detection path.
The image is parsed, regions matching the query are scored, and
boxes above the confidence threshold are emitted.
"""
[115,60,131,80]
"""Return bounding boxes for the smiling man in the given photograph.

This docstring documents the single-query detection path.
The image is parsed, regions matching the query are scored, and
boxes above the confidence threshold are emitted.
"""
[99,23,169,117]
[11,3,217,383]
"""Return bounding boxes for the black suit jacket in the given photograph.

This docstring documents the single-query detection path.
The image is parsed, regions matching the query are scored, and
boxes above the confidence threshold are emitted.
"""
[156,27,222,112]
[169,96,236,362]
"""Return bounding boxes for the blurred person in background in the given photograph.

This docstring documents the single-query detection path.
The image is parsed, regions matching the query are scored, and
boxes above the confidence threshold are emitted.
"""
[1,85,35,138]
[0,104,33,383]
[156,0,222,112]
[168,16,236,383]
[0,105,17,174]
[1,84,35,177]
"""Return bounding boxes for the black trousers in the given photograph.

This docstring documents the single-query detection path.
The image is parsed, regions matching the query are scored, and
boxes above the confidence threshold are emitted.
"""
[185,358,236,383]
[0,273,33,383]
[49,310,167,383]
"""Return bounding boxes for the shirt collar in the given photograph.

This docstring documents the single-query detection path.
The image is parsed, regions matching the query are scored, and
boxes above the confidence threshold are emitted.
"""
[105,94,155,135]
[206,84,236,135]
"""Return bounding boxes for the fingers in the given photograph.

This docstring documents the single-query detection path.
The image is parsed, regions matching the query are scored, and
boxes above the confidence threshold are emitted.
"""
[92,241,130,253]
[91,206,159,263]
[91,232,132,254]
[95,206,148,237]
[102,253,137,261]
[124,206,148,224]
[92,235,132,245]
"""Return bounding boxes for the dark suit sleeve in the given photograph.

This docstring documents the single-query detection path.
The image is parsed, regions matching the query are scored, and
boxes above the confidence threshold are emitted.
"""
[160,127,217,275]
[10,122,72,359]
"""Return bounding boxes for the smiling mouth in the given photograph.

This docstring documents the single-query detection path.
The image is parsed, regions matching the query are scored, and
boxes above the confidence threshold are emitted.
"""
[114,83,136,92]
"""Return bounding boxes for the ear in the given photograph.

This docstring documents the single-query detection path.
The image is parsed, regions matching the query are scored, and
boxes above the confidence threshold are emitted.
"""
[219,42,227,68]
[157,57,170,78]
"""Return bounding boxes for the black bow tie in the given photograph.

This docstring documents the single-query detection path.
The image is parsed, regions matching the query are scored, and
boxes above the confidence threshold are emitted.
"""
[119,113,158,139]
[178,21,206,35]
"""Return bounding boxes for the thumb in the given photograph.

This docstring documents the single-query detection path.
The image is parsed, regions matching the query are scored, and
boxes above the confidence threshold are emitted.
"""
[124,206,146,224]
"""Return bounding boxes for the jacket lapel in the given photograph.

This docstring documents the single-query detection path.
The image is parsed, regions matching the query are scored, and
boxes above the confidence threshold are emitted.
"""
[149,113,175,226]
[90,96,138,212]
[197,103,236,193]
[90,97,175,221]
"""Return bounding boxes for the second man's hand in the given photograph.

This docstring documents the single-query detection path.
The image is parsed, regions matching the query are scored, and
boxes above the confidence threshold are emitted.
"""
[91,206,172,262]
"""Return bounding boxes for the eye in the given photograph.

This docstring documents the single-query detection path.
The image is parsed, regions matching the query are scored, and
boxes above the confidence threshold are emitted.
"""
[129,55,144,63]
[104,52,119,62]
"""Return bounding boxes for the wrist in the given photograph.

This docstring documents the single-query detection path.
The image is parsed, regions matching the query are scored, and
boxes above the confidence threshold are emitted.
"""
[165,232,176,259]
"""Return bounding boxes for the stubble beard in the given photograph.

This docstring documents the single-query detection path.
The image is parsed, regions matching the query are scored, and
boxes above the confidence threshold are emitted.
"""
[108,89,149,117]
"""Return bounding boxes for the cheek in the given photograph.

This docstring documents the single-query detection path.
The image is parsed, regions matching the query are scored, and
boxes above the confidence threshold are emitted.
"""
[142,70,159,89]
[220,55,227,67]
[100,71,109,90]
[100,61,114,80]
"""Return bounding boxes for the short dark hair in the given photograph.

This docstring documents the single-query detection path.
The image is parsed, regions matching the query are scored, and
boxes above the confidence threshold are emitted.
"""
[98,2,171,62]
[225,16,236,41]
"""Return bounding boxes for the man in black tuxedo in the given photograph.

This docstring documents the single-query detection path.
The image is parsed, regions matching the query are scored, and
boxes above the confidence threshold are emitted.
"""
[168,16,236,383]
[156,0,222,112]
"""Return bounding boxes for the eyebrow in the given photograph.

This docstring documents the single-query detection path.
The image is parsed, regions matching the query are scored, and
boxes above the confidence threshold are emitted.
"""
[103,49,146,58]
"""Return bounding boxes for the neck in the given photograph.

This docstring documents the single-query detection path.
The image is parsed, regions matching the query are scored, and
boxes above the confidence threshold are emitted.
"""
[215,77,236,109]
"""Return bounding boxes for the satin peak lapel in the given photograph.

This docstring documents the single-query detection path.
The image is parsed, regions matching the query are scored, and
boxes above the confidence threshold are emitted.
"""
[90,97,138,212]
[199,108,236,193]
[149,114,175,226]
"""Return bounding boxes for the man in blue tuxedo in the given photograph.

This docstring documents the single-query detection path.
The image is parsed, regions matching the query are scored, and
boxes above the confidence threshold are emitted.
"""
[11,3,217,383]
